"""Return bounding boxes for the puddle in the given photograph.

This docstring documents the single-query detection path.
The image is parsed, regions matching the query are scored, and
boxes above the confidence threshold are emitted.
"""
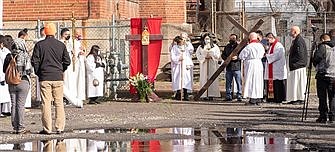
[0,127,322,151]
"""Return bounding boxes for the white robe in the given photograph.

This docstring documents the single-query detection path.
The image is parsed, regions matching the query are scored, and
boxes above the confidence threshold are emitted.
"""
[171,44,194,91]
[86,55,104,98]
[62,40,85,108]
[264,42,287,80]
[196,44,221,98]
[286,68,306,101]
[239,42,265,99]
[0,47,11,113]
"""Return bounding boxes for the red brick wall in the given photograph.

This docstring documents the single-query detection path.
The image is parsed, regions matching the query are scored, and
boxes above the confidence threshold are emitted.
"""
[139,0,185,24]
[3,0,184,23]
[2,0,139,21]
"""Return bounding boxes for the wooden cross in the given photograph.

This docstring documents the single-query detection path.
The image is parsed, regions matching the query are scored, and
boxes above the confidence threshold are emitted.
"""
[125,18,163,75]
[193,15,264,101]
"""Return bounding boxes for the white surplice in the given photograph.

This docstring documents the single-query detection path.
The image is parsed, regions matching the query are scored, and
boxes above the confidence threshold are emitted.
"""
[286,68,306,101]
[62,39,85,108]
[170,44,194,91]
[86,55,104,98]
[196,44,221,98]
[239,42,265,99]
[0,47,11,113]
[264,42,287,80]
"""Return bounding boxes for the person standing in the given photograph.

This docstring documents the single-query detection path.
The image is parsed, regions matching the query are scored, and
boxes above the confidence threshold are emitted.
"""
[73,29,87,102]
[59,28,83,108]
[313,34,335,123]
[3,30,34,134]
[239,32,265,105]
[0,36,12,117]
[264,33,287,103]
[86,45,105,104]
[196,33,221,100]
[170,36,193,100]
[222,34,242,102]
[32,23,71,134]
[286,26,308,105]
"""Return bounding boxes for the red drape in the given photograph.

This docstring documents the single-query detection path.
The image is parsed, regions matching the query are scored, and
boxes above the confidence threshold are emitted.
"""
[129,18,163,94]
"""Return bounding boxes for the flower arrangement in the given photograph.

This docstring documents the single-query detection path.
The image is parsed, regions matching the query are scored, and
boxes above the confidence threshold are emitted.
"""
[129,73,153,102]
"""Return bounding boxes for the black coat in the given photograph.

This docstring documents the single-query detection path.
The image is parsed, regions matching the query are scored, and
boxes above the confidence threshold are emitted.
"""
[288,34,308,71]
[222,42,241,71]
[31,36,71,81]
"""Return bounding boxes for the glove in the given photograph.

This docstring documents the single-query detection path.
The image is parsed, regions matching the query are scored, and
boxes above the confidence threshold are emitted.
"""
[0,81,5,86]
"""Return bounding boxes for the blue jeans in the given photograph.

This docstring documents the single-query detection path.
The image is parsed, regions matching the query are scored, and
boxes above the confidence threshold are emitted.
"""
[225,70,242,99]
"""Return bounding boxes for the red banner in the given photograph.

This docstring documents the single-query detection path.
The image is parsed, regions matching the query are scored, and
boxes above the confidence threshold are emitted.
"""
[129,18,163,94]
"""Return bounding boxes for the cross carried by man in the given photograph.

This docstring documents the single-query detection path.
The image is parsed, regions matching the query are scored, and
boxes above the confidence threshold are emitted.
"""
[194,15,264,100]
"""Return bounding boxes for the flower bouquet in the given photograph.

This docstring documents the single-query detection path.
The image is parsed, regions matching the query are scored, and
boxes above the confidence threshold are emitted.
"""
[129,73,153,102]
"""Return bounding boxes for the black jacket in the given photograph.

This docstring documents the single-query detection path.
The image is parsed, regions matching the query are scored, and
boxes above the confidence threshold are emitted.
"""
[313,41,335,79]
[31,36,71,81]
[289,34,308,71]
[222,41,241,71]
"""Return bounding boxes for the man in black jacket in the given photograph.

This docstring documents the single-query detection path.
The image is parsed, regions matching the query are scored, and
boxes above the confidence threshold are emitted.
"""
[222,34,242,101]
[313,34,335,123]
[286,26,308,105]
[31,23,71,134]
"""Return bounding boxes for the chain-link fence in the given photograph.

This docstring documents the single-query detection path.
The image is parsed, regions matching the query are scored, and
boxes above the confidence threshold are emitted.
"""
[0,19,132,99]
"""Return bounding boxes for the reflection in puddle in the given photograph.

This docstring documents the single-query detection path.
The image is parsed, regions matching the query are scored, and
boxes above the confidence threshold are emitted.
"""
[0,128,307,151]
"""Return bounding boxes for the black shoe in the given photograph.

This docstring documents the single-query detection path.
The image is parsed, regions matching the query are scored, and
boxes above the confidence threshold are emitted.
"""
[39,130,51,135]
[95,100,101,104]
[16,129,30,134]
[56,130,63,134]
[316,117,327,123]
[1,112,11,116]
[292,100,304,105]
[237,97,242,102]
[225,98,232,102]
[174,90,181,100]
[88,101,97,104]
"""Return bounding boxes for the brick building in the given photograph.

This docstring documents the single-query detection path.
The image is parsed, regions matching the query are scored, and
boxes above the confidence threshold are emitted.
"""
[1,0,191,72]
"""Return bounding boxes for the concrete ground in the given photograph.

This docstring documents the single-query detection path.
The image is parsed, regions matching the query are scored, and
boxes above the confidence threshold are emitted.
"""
[0,81,333,150]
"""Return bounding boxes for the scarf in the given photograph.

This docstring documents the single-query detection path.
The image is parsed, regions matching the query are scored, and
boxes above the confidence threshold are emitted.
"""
[267,39,278,99]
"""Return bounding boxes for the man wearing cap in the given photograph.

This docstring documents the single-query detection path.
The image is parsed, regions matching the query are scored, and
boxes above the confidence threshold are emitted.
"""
[32,23,71,134]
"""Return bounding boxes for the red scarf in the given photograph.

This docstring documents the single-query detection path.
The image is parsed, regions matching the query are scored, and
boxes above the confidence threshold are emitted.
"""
[267,39,278,99]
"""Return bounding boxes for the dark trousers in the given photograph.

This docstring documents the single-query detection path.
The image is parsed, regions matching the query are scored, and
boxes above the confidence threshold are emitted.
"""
[316,78,335,119]
[265,80,286,103]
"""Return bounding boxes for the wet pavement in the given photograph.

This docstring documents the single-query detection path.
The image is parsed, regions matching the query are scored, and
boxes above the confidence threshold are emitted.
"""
[0,95,334,151]
[0,127,313,151]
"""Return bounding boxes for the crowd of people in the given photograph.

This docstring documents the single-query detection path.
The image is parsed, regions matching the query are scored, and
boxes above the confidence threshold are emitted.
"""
[0,23,105,134]
[170,26,335,123]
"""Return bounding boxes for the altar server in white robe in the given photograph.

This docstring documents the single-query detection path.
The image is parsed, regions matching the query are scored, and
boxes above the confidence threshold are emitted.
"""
[239,32,265,105]
[264,33,287,103]
[196,33,221,100]
[86,45,105,104]
[60,28,84,108]
[0,37,11,116]
[286,26,308,104]
[171,36,194,101]
[181,32,194,91]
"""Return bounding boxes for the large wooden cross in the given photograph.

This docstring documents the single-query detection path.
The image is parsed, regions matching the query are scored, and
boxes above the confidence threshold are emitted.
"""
[125,18,163,75]
[193,15,264,100]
